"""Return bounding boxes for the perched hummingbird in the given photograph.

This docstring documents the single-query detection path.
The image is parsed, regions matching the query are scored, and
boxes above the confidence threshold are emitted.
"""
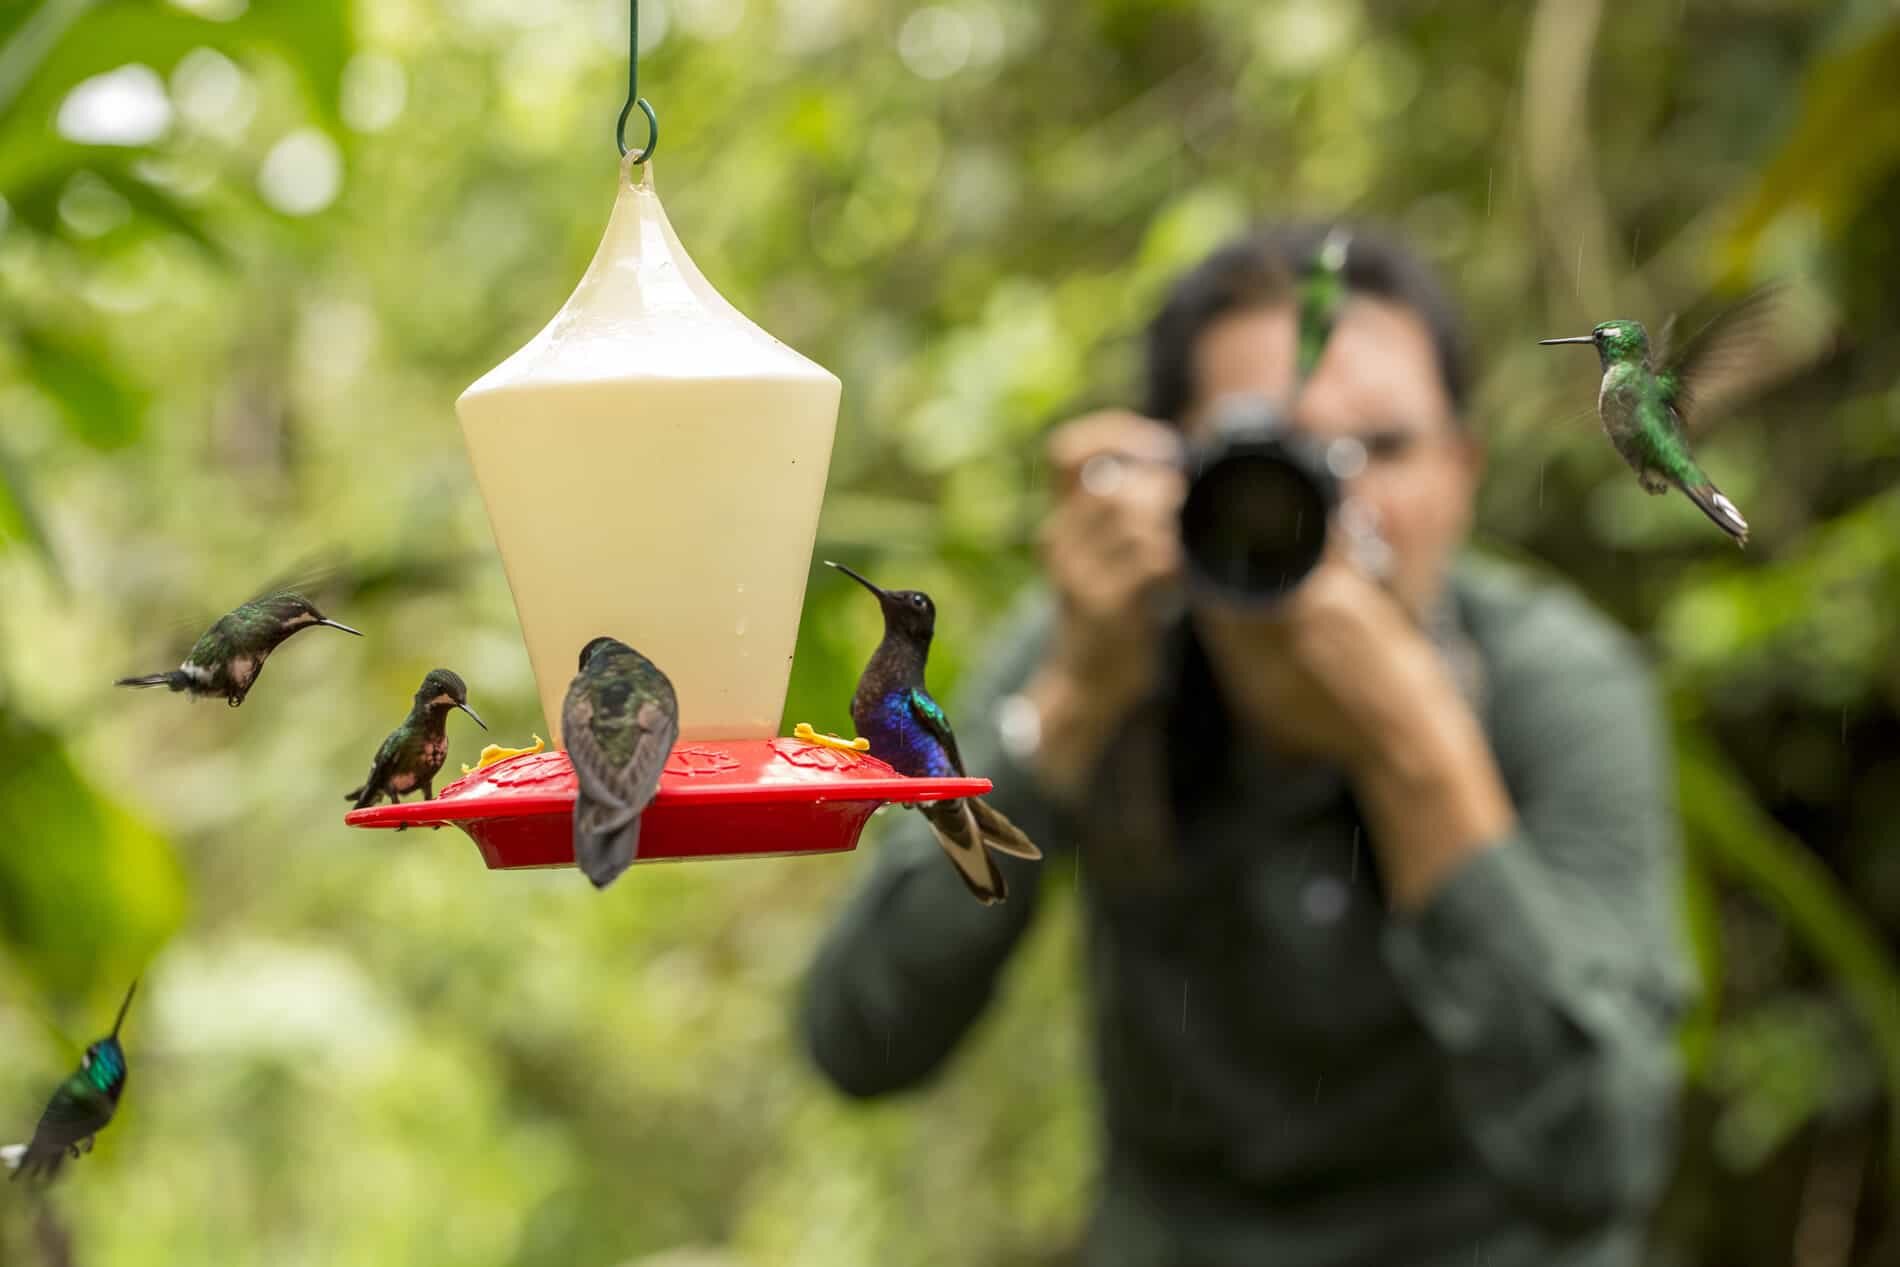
[346,669,486,812]
[3,981,138,1183]
[562,636,680,890]
[116,590,362,706]
[1539,290,1784,546]
[828,561,1042,905]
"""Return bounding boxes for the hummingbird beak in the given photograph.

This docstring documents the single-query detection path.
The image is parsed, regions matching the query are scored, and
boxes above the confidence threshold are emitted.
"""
[824,560,888,600]
[1538,336,1596,346]
[110,979,138,1040]
[317,619,364,636]
[457,703,488,731]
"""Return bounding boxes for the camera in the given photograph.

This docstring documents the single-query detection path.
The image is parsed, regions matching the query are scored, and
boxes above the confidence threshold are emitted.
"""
[1177,394,1347,608]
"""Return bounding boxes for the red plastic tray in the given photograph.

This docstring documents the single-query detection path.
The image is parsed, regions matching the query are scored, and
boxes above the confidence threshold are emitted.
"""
[342,737,990,870]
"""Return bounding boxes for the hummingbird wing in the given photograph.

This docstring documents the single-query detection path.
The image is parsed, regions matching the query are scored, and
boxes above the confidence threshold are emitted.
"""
[906,688,965,776]
[564,669,678,827]
[1654,286,1788,431]
[349,728,404,805]
[15,1077,114,1177]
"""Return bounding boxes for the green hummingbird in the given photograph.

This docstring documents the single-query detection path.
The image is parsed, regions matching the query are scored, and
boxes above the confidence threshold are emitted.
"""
[562,636,680,890]
[1297,226,1352,381]
[346,669,486,813]
[116,590,362,706]
[1539,290,1785,547]
[4,981,138,1182]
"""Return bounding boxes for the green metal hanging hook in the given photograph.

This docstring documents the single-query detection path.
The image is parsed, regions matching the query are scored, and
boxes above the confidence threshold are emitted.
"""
[616,0,658,163]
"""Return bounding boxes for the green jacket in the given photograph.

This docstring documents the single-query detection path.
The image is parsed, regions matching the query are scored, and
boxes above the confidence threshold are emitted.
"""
[798,555,1694,1267]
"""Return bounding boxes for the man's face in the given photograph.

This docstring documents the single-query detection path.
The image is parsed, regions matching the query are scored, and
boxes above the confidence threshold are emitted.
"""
[1182,298,1480,618]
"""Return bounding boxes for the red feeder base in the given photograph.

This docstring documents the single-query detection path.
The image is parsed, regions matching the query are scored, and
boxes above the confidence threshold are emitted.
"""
[342,737,990,870]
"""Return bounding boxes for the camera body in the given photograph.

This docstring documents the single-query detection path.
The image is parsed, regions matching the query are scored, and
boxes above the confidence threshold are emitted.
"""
[1178,394,1342,609]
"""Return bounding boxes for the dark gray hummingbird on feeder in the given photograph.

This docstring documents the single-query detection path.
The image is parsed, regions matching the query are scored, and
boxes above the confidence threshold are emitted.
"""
[116,591,362,706]
[3,981,138,1182]
[1539,289,1786,547]
[562,636,680,890]
[346,669,486,814]
[828,561,1042,905]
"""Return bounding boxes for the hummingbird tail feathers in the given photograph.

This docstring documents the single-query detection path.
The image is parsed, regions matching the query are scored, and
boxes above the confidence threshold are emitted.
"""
[969,798,1042,860]
[1678,478,1750,546]
[2,1144,24,1173]
[574,793,642,890]
[921,800,1008,905]
[115,671,186,691]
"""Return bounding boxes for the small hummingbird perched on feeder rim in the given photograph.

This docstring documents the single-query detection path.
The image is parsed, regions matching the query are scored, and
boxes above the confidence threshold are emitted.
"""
[115,590,362,706]
[1539,289,1786,547]
[346,669,486,814]
[562,636,680,890]
[3,981,138,1182]
[827,561,1042,905]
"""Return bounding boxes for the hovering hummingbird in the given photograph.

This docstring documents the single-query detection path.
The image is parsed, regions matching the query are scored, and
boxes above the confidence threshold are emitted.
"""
[116,590,362,706]
[346,669,486,812]
[828,561,1042,905]
[1297,227,1352,382]
[562,636,680,890]
[3,981,138,1183]
[1539,290,1785,546]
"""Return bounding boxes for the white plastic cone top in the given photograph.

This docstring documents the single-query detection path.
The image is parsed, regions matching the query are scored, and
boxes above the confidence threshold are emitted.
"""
[457,157,842,746]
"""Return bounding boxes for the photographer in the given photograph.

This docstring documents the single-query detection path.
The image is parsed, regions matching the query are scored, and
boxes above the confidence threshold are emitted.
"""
[798,224,1693,1267]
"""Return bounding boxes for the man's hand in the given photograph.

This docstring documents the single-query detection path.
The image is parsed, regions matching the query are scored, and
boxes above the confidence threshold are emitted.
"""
[1020,412,1185,802]
[1192,555,1445,774]
[1195,548,1515,909]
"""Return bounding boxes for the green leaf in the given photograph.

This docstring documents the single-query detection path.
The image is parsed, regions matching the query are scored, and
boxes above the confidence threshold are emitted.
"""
[0,434,63,577]
[0,712,187,1008]
[13,321,144,448]
[1,151,227,258]
[1677,732,1900,1193]
[0,0,353,191]
[1719,16,1900,277]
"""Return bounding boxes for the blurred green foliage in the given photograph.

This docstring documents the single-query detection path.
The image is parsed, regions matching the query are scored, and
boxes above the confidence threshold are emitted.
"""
[0,1,1896,1264]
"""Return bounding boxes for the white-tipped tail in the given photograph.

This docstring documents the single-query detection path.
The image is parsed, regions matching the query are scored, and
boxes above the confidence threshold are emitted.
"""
[1678,479,1750,546]
[1711,491,1749,535]
[1,1144,25,1171]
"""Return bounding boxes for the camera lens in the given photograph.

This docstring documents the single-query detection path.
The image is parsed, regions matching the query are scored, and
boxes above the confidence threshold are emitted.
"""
[1180,439,1336,604]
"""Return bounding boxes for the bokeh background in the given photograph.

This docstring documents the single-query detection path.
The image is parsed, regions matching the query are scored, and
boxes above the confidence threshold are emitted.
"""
[0,0,1896,1263]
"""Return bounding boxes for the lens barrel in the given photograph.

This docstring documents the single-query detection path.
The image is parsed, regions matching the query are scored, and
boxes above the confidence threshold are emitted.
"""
[1178,398,1338,606]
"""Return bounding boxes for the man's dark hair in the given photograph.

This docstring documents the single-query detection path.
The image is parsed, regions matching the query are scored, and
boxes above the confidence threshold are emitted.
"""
[1141,222,1473,423]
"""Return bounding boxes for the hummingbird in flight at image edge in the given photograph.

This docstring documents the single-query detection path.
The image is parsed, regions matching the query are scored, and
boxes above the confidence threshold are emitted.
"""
[828,561,1042,905]
[115,590,362,706]
[562,636,680,890]
[1539,288,1789,547]
[346,669,486,813]
[3,981,139,1183]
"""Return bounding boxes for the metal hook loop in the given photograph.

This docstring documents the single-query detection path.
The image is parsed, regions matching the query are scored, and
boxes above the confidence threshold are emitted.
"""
[617,96,658,163]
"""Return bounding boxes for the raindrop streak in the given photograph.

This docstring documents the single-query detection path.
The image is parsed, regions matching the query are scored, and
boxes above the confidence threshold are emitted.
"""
[1485,168,1493,219]
[1576,237,1583,295]
[1539,460,1547,507]
[1350,827,1360,882]
[1181,981,1189,1034]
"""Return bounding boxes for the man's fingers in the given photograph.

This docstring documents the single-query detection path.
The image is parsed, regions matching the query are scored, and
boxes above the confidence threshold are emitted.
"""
[1047,412,1185,490]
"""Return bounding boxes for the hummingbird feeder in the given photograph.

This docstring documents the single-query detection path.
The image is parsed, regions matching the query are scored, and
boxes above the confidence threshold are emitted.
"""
[345,3,988,869]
